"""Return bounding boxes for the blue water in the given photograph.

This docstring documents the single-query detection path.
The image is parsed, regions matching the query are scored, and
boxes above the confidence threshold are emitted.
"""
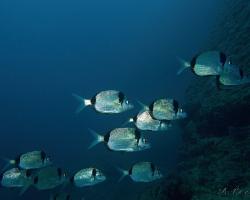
[0,0,221,199]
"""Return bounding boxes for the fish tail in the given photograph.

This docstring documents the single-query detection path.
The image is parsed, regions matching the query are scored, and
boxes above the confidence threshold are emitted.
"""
[88,129,104,149]
[0,157,15,173]
[59,180,69,191]
[176,56,191,75]
[137,101,149,111]
[19,181,32,196]
[116,167,129,182]
[72,93,92,114]
[242,75,250,85]
[121,118,133,127]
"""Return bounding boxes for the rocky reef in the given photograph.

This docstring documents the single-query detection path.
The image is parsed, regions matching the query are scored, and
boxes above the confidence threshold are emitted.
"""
[138,0,250,199]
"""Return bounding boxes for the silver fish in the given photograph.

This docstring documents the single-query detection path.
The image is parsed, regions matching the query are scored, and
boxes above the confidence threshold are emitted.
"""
[33,167,67,190]
[219,61,250,86]
[118,161,163,182]
[127,110,172,131]
[141,99,187,121]
[1,150,52,172]
[0,168,32,188]
[88,128,151,152]
[72,167,106,187]
[72,90,133,114]
[177,51,226,76]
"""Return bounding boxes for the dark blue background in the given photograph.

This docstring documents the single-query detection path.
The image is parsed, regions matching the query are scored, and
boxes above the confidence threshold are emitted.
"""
[0,0,221,199]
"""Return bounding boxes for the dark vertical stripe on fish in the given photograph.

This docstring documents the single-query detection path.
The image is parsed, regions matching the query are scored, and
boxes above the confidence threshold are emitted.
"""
[134,129,141,140]
[190,55,198,73]
[128,168,132,175]
[0,173,4,183]
[219,52,227,66]
[26,170,32,177]
[41,151,46,163]
[118,92,125,103]
[133,115,138,122]
[240,69,244,79]
[149,102,154,112]
[15,155,21,166]
[104,132,110,143]
[91,96,96,105]
[173,100,179,114]
[57,168,62,177]
[92,168,97,177]
[34,176,39,184]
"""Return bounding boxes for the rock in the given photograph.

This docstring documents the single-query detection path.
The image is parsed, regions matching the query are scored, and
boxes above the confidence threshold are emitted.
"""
[138,1,250,199]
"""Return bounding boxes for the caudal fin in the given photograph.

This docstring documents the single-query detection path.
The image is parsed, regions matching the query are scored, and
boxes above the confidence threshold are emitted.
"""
[88,129,104,149]
[137,101,149,111]
[19,181,32,196]
[121,118,134,127]
[116,167,129,182]
[72,93,92,114]
[0,157,15,173]
[242,75,250,85]
[176,57,191,75]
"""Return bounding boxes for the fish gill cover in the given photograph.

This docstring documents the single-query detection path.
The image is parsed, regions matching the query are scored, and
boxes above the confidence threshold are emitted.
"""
[1,0,249,200]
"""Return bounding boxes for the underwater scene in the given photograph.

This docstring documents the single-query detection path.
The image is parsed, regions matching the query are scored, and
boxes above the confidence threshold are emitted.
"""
[0,0,250,199]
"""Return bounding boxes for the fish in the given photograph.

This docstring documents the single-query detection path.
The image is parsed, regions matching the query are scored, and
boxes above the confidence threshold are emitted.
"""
[139,99,187,121]
[1,150,52,172]
[0,168,33,195]
[88,128,151,152]
[219,61,250,86]
[127,110,172,131]
[117,161,163,182]
[71,167,106,187]
[177,51,226,76]
[33,167,68,190]
[72,90,133,114]
[0,168,32,188]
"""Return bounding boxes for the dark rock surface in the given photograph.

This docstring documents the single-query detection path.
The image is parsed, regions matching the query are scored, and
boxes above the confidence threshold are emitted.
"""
[138,0,250,199]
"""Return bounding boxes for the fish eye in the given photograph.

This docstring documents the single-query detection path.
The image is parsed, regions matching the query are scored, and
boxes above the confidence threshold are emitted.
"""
[125,100,129,104]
